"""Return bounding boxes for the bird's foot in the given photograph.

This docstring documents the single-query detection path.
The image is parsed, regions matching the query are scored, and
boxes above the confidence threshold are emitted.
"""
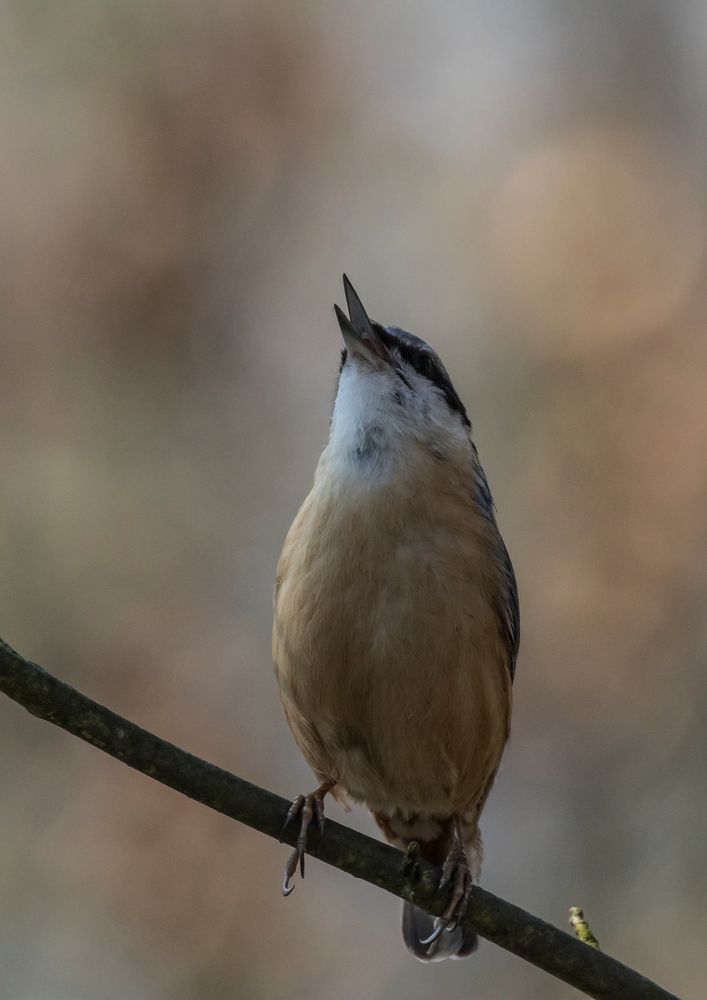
[420,843,473,946]
[280,781,333,896]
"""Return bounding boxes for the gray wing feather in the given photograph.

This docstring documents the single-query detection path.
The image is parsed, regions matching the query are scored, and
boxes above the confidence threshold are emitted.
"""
[471,445,520,681]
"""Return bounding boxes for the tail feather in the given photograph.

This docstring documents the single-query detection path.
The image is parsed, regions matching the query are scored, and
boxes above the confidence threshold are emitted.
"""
[402,902,478,962]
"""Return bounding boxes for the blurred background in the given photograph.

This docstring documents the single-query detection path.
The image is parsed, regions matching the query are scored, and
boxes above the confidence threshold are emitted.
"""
[0,1,705,998]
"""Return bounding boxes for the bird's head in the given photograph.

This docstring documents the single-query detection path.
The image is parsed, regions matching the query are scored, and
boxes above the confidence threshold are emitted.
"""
[327,276,471,475]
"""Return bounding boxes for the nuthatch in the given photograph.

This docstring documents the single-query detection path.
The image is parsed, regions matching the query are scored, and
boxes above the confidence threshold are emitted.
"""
[273,276,519,960]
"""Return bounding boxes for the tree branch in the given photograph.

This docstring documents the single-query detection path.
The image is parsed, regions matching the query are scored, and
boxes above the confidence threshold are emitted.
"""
[0,637,676,1000]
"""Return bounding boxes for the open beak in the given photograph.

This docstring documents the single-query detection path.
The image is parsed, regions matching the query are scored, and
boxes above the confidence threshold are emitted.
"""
[335,275,395,366]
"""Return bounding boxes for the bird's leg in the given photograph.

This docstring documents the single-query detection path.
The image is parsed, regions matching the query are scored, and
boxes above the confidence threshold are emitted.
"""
[280,780,335,896]
[420,815,473,946]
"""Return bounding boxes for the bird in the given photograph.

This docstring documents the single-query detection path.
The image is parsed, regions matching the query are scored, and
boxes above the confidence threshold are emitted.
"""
[272,276,519,960]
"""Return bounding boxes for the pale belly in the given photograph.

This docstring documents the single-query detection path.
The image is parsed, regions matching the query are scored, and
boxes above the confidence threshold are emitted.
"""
[273,501,512,819]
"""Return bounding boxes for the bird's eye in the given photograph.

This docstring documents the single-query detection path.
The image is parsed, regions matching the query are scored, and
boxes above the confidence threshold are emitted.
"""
[416,355,436,380]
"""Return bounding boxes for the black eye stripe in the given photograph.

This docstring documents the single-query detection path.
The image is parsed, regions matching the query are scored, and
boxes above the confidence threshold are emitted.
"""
[345,321,471,430]
[413,355,436,378]
[388,336,470,428]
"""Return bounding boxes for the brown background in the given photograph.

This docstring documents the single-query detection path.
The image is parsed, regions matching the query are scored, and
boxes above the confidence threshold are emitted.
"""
[1,3,705,998]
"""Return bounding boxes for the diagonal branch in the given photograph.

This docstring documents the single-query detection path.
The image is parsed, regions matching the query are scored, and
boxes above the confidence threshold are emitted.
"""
[0,637,676,1000]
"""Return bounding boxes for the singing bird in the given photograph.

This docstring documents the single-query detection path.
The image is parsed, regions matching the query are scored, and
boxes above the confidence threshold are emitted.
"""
[272,277,519,960]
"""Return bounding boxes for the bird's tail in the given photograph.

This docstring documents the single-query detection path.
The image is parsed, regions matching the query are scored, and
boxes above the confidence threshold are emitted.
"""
[374,811,479,962]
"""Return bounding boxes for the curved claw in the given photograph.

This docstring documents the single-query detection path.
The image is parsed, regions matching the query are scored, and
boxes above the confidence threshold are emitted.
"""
[420,918,448,946]
[282,846,301,896]
[280,782,334,897]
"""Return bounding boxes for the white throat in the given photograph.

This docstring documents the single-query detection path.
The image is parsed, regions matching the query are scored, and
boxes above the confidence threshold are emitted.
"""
[323,361,470,486]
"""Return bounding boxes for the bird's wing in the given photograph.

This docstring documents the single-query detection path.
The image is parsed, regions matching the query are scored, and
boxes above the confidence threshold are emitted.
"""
[471,444,520,682]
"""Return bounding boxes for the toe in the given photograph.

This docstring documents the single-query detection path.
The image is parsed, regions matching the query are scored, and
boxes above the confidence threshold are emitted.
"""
[280,794,305,840]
